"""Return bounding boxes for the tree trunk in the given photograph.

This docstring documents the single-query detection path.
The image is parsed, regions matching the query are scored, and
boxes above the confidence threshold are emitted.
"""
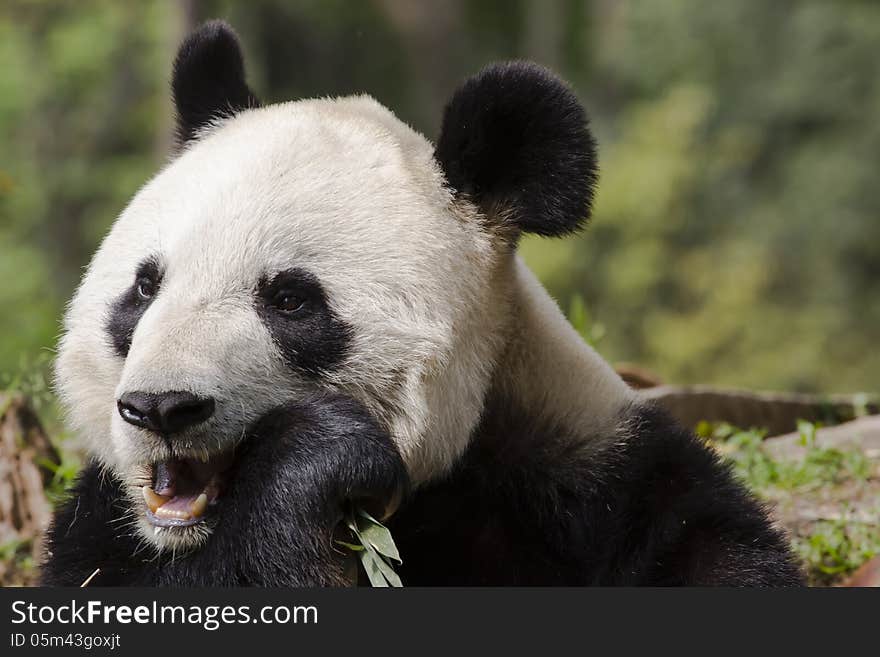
[0,394,59,585]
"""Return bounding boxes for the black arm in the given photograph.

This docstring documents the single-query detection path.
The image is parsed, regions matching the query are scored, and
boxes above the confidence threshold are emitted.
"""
[41,393,408,586]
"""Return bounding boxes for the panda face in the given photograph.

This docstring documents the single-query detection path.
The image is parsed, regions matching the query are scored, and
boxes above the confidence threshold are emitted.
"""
[56,97,505,551]
[56,22,597,552]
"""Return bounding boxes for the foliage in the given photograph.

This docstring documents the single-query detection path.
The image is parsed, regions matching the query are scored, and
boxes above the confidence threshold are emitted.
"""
[0,537,36,585]
[338,506,403,587]
[38,455,82,507]
[702,420,879,584]
[699,420,871,491]
[2,356,81,506]
[567,294,605,350]
[1,353,68,444]
[796,518,879,586]
[522,0,880,394]
[1,1,878,397]
[0,1,168,376]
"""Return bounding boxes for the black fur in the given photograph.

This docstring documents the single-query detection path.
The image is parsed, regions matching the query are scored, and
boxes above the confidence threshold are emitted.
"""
[435,61,598,237]
[44,393,803,586]
[255,268,355,377]
[105,257,162,358]
[171,20,261,147]
[40,394,407,586]
[388,400,804,586]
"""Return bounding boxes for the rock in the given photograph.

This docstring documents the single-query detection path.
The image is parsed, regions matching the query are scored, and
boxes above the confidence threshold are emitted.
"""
[762,415,880,461]
[615,363,663,390]
[841,555,880,587]
[641,385,878,437]
[759,415,880,586]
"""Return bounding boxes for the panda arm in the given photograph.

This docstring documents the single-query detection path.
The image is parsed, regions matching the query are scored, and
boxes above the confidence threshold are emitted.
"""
[390,402,803,586]
[41,394,407,586]
[176,394,408,586]
[602,404,805,586]
[40,460,147,586]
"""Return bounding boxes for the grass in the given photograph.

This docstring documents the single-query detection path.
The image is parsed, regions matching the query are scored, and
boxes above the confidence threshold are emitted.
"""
[699,420,880,585]
[567,294,606,350]
[1,353,59,423]
[0,537,36,586]
[797,517,880,585]
[697,420,872,491]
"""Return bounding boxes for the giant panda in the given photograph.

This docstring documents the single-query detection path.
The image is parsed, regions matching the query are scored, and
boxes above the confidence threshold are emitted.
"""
[41,21,803,586]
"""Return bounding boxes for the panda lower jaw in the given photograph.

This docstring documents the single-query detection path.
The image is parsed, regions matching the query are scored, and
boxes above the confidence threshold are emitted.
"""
[141,453,234,528]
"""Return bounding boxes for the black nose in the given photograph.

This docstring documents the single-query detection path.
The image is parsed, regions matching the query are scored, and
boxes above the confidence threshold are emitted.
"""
[117,391,215,435]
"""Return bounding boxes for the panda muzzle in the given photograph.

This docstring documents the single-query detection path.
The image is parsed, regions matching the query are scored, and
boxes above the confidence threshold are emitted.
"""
[142,453,234,527]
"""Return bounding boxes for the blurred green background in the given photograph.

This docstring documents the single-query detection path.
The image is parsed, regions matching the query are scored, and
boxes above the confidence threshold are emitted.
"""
[1,0,878,394]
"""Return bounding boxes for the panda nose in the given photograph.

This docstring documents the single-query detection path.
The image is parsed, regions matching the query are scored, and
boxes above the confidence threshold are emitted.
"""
[117,391,215,435]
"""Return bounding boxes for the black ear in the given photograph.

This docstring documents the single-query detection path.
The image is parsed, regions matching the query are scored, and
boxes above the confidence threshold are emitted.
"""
[435,62,597,237]
[171,20,260,147]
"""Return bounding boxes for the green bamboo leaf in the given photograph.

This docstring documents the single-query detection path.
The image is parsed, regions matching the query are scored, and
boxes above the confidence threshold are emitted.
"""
[356,511,401,564]
[340,505,404,586]
[372,553,403,587]
[334,541,365,552]
[359,548,391,587]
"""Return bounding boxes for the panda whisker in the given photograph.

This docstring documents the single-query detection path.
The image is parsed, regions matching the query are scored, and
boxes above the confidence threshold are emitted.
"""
[108,513,133,526]
[237,399,248,444]
[130,540,151,559]
[63,496,81,538]
[139,538,163,563]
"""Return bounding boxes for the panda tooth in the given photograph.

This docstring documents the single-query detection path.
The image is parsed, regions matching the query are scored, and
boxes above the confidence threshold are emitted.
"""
[190,493,208,518]
[155,506,186,519]
[142,486,170,512]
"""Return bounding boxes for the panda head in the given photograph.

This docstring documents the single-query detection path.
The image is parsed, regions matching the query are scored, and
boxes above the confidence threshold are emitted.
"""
[55,21,597,551]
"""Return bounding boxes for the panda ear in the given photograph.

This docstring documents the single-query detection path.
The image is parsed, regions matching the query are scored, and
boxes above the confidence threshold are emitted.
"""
[171,20,261,147]
[435,62,598,238]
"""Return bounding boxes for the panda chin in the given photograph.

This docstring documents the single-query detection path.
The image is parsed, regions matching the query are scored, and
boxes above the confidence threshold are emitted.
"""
[141,451,235,528]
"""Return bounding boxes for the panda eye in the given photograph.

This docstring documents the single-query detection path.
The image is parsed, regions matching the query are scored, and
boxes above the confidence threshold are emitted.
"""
[271,290,308,314]
[136,276,157,300]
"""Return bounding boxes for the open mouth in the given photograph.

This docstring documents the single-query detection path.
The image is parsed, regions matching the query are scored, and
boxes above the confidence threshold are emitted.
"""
[142,451,235,528]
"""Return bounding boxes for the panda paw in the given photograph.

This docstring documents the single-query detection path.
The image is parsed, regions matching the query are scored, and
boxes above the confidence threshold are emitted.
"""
[41,393,408,586]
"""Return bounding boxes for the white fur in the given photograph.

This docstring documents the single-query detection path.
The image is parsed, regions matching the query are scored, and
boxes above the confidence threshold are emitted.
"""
[56,94,633,550]
[495,258,634,437]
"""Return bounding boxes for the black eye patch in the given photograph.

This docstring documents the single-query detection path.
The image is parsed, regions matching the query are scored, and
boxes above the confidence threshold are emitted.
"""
[105,257,163,358]
[256,268,354,377]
